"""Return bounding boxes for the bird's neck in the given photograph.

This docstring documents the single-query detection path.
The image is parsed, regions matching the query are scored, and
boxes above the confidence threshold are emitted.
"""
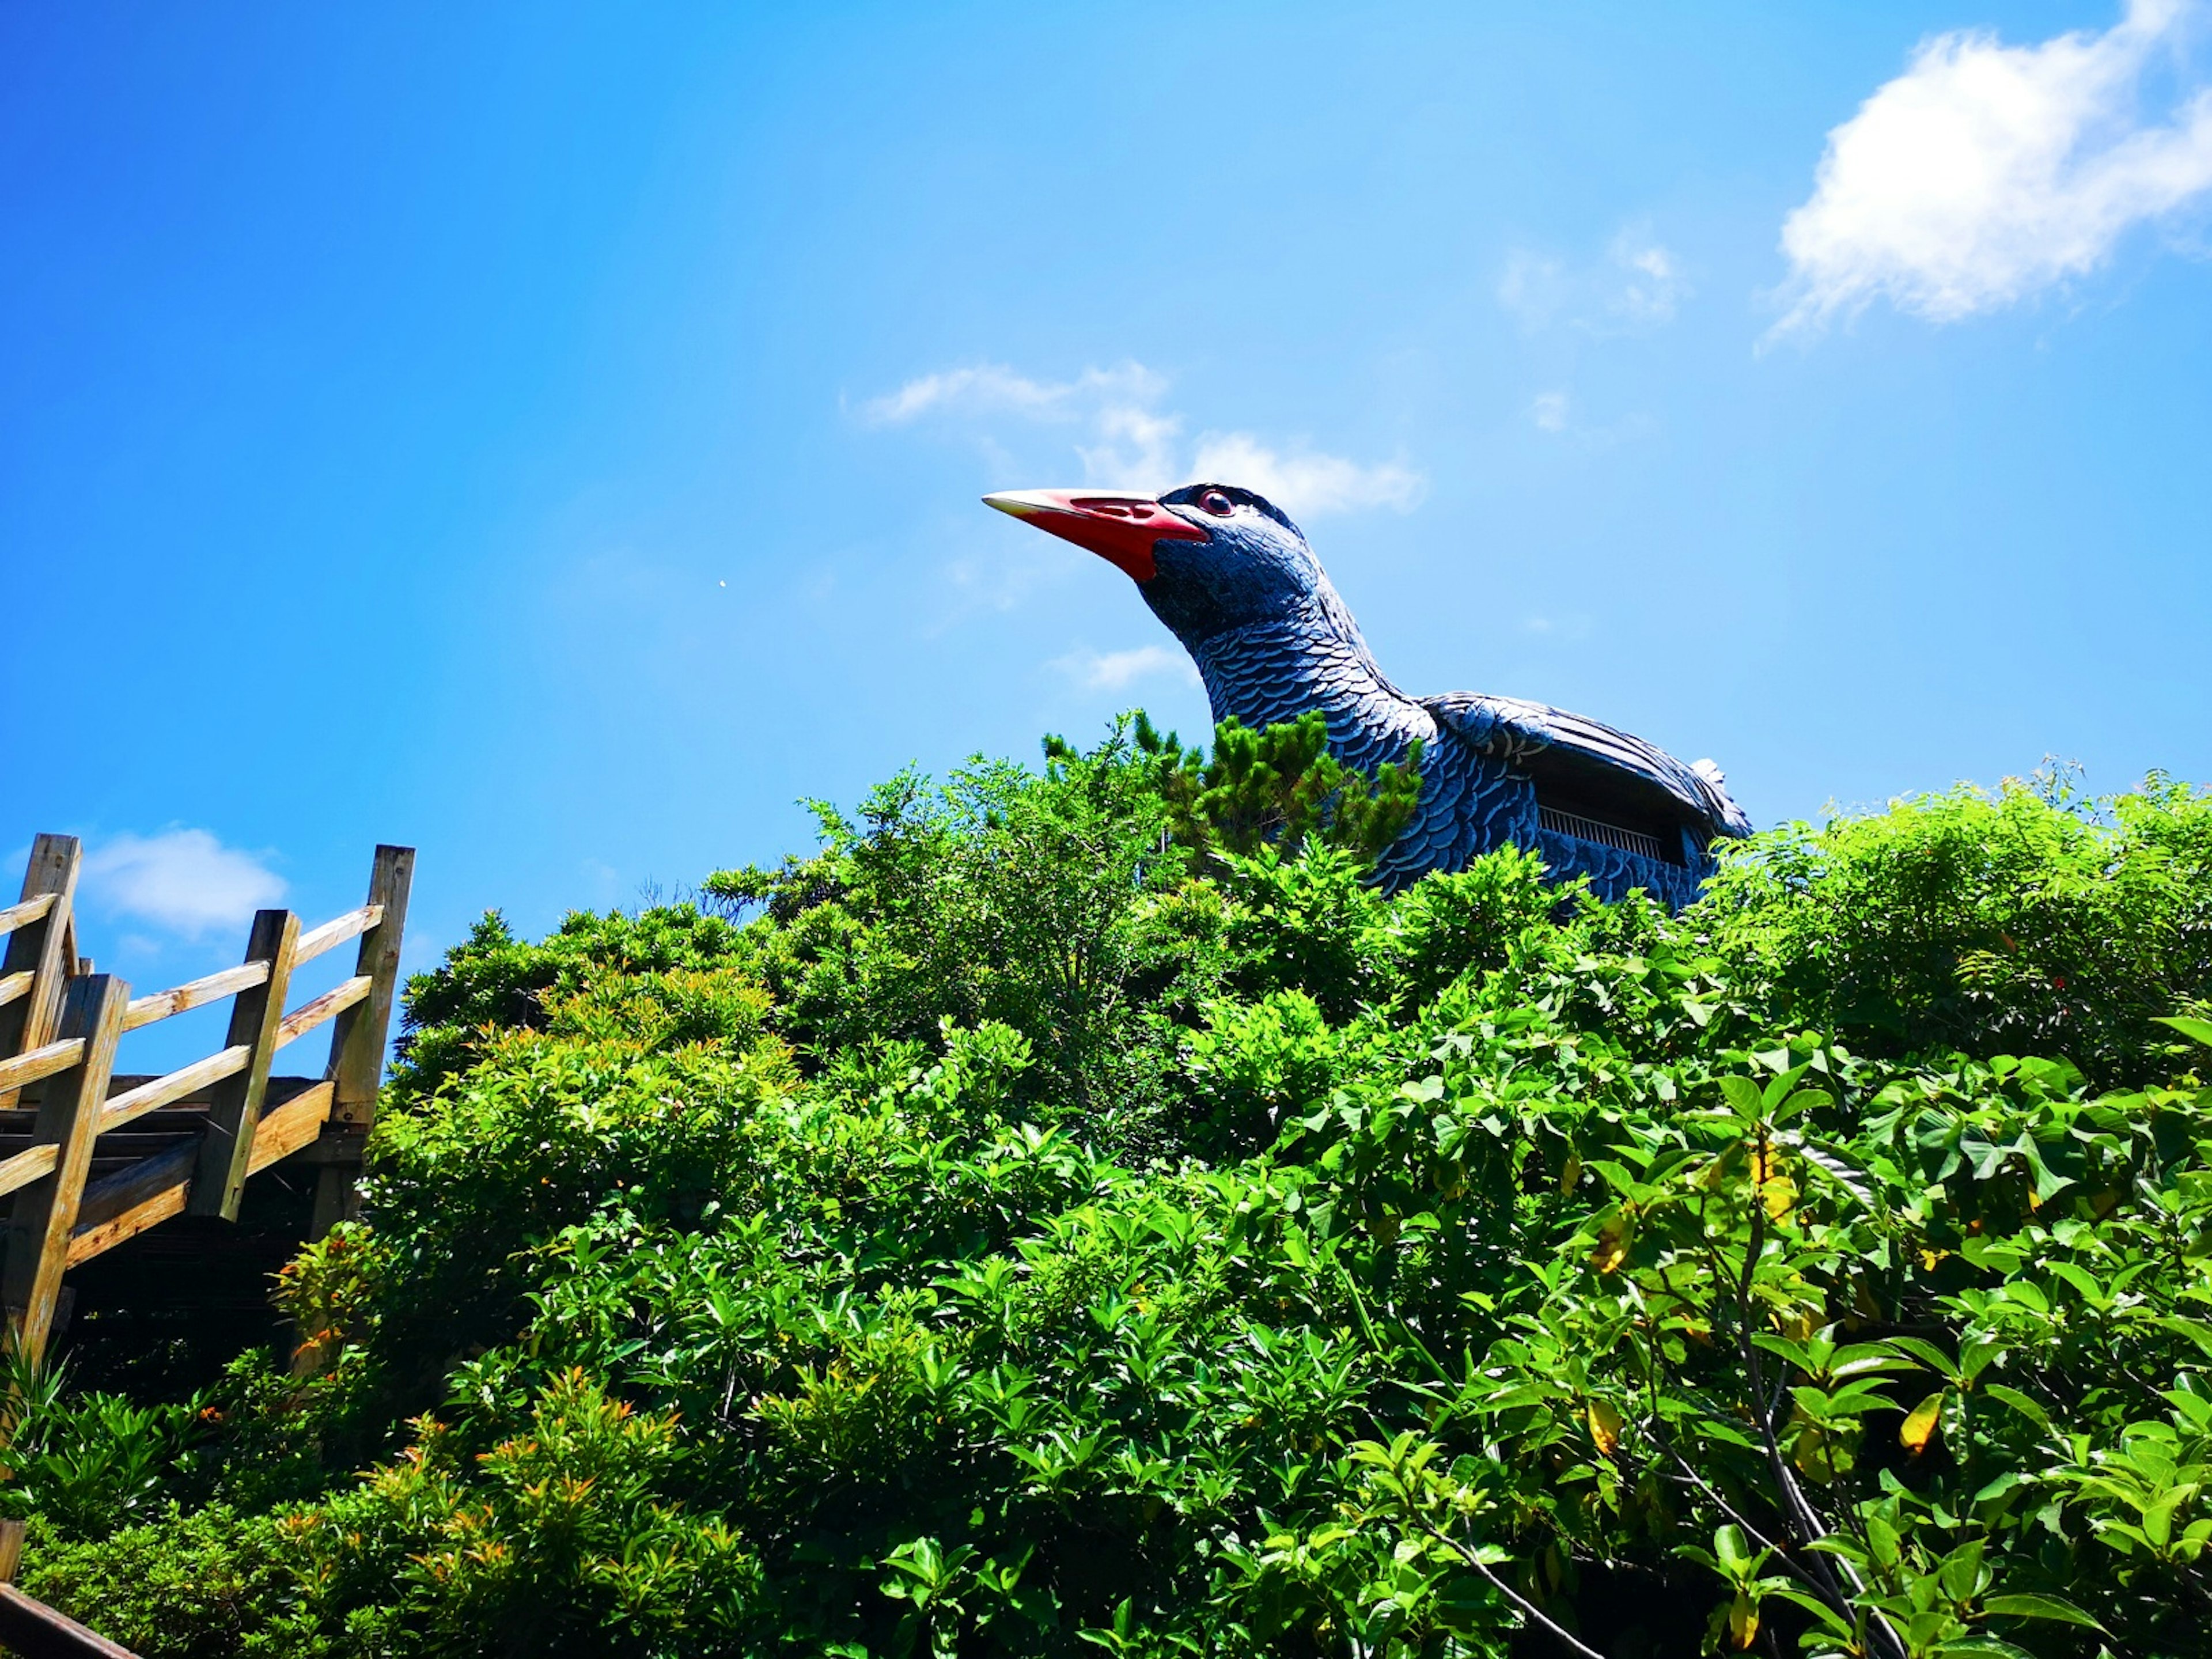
[1183,596,1426,763]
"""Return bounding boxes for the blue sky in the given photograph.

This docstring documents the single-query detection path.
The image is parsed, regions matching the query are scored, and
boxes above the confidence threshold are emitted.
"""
[6,1,2211,1064]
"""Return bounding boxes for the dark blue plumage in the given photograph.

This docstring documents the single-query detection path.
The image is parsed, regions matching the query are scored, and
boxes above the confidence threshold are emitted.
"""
[986,481,1752,906]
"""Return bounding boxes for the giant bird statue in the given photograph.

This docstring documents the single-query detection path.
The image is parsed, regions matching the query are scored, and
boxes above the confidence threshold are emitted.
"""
[985,481,1751,907]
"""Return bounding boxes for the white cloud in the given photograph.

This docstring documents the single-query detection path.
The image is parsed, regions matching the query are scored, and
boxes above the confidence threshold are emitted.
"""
[83,830,285,940]
[861,362,1165,426]
[1775,0,2212,333]
[863,360,1422,520]
[1498,225,1689,334]
[1530,391,1571,433]
[1187,433,1425,514]
[1052,644,1201,691]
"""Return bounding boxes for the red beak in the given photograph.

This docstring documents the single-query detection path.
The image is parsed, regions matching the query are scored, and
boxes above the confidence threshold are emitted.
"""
[983,489,1209,582]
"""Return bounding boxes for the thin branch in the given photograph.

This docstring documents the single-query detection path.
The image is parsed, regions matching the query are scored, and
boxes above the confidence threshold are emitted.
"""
[1449,1544,1613,1659]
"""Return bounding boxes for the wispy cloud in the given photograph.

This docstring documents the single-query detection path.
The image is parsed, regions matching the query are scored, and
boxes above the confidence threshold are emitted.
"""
[1187,433,1424,514]
[1529,391,1571,433]
[84,829,285,940]
[861,362,1166,427]
[1498,224,1690,334]
[1774,0,2212,335]
[1051,644,1201,691]
[862,360,1422,520]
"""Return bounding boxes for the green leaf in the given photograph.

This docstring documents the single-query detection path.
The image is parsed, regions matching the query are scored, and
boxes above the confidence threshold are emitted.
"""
[1982,1384,2052,1431]
[1719,1076,1766,1121]
[2156,1014,2212,1050]
[1980,1593,2109,1633]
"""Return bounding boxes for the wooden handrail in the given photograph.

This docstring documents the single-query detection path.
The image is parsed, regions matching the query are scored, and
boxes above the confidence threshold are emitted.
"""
[0,1039,86,1097]
[275,976,371,1049]
[293,903,383,967]
[96,1044,252,1134]
[122,961,270,1032]
[0,1581,142,1657]
[0,894,58,940]
[0,1143,58,1200]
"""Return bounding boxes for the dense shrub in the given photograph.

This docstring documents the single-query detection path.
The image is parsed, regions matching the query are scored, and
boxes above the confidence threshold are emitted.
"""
[14,723,2212,1658]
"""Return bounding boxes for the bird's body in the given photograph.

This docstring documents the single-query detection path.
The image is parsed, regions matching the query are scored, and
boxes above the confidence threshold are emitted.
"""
[987,482,1750,906]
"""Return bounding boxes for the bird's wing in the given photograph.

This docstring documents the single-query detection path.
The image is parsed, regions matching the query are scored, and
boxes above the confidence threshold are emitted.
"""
[1422,691,1753,838]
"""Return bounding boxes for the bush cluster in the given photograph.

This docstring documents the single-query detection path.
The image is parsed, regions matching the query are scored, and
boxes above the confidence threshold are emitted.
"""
[12,722,2212,1659]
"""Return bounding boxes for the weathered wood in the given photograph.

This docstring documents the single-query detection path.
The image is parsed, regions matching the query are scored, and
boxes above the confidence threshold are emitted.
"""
[0,1581,143,1658]
[67,1084,332,1267]
[0,1039,86,1098]
[97,1044,251,1134]
[69,1138,196,1245]
[326,846,413,1129]
[247,1081,334,1171]
[276,975,370,1049]
[0,970,33,1010]
[0,1517,21,1582]
[293,903,383,967]
[0,838,81,1111]
[188,910,299,1222]
[2,976,127,1360]
[121,961,270,1032]
[0,895,56,940]
[0,1144,59,1201]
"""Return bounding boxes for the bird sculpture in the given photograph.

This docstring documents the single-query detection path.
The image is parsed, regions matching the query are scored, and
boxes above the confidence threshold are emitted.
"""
[984,481,1751,907]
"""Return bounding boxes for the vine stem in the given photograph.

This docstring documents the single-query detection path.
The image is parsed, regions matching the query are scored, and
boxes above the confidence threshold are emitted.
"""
[1736,1120,1910,1659]
[1425,1525,1613,1659]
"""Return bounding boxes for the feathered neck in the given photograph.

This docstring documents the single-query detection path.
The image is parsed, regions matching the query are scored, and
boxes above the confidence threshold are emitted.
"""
[1179,587,1426,767]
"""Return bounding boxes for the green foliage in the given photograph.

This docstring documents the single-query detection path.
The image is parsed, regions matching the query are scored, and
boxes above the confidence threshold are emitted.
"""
[1123,709,1423,868]
[1700,769,2212,1084]
[16,726,2212,1658]
[18,1505,325,1658]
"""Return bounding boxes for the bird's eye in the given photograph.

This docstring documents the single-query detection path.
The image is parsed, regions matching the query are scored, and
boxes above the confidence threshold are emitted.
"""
[1199,490,1235,517]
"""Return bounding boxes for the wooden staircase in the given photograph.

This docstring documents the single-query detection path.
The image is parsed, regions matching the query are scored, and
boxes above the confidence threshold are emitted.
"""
[0,835,412,1363]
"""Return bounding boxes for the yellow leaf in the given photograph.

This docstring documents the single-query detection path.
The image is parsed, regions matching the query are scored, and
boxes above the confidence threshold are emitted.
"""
[1559,1152,1582,1194]
[1762,1176,1798,1224]
[1728,1592,1759,1650]
[1590,1212,1634,1274]
[1588,1398,1623,1457]
[1900,1389,1944,1455]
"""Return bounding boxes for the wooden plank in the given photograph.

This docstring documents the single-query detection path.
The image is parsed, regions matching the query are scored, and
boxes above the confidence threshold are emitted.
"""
[121,961,270,1032]
[0,1143,58,1200]
[66,1084,332,1268]
[326,846,413,1130]
[0,970,33,1010]
[0,896,55,940]
[0,837,81,1111]
[97,1044,250,1134]
[0,1038,86,1097]
[249,1081,334,1172]
[69,1138,196,1244]
[293,903,383,967]
[0,1581,143,1657]
[275,976,370,1049]
[189,911,298,1221]
[2,976,127,1362]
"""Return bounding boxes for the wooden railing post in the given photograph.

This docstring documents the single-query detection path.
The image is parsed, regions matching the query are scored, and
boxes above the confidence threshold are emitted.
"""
[188,910,300,1222]
[0,837,82,1111]
[2,975,127,1365]
[308,845,412,1239]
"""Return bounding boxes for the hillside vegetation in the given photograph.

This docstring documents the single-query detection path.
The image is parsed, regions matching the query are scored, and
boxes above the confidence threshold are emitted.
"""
[10,717,2212,1659]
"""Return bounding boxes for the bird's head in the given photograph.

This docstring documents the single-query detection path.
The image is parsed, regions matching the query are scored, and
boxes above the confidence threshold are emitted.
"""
[984,483,1327,643]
